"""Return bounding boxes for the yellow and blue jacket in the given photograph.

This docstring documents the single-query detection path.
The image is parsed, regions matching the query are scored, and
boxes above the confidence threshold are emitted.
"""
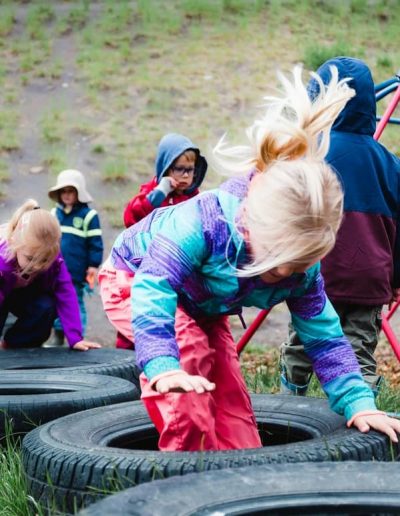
[52,203,103,283]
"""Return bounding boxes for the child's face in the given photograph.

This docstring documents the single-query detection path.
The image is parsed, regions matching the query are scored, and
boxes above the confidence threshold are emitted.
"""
[16,245,53,274]
[16,248,35,271]
[59,186,78,207]
[260,258,321,284]
[167,155,195,194]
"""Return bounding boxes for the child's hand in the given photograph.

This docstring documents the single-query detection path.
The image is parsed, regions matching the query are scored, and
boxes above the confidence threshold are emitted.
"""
[157,176,179,195]
[86,267,98,290]
[154,371,215,394]
[72,340,102,351]
[349,410,400,442]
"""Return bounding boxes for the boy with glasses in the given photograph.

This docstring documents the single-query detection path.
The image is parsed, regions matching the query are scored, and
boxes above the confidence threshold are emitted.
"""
[123,133,207,228]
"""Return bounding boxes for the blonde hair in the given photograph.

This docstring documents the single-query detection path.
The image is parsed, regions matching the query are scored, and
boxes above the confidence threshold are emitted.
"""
[213,65,355,277]
[3,199,61,276]
[175,149,197,164]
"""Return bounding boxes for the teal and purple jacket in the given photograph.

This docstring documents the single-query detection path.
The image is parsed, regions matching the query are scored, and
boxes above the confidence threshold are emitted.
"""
[110,174,376,421]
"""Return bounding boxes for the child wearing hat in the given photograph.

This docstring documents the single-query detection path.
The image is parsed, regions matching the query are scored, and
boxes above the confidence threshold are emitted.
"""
[48,169,104,346]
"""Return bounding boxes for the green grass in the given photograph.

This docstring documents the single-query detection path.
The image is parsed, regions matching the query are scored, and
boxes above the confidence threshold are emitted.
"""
[0,422,44,516]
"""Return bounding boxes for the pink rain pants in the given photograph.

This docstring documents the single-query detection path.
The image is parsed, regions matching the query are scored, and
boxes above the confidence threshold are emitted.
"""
[99,261,262,451]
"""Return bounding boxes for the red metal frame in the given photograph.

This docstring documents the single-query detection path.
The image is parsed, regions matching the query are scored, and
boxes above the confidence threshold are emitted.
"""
[237,79,400,358]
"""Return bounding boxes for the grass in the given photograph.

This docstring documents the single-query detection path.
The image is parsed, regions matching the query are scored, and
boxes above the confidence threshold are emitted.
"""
[0,0,399,197]
[0,423,44,516]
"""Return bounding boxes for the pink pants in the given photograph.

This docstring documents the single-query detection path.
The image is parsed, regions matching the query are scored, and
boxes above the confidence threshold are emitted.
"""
[98,263,135,349]
[99,262,261,451]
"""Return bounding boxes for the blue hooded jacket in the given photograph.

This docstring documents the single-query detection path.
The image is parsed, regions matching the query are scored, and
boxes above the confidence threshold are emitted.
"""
[154,133,207,194]
[311,57,400,304]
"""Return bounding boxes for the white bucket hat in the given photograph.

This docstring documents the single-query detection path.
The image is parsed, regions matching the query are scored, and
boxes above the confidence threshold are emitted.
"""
[48,169,93,203]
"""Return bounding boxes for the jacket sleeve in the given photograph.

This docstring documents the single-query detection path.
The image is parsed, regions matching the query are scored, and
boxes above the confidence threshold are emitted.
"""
[286,265,376,422]
[52,257,83,347]
[85,211,103,268]
[123,182,159,228]
[131,201,207,379]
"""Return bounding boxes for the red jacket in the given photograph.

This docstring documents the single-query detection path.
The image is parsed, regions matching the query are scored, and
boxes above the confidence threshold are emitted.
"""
[123,177,200,228]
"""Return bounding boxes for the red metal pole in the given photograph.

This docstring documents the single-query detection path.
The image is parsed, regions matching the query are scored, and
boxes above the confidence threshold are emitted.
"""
[236,309,270,355]
[374,84,400,140]
[374,84,400,360]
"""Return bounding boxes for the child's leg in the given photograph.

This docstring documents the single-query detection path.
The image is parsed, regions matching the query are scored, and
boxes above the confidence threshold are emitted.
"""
[140,309,260,451]
[73,282,87,335]
[4,288,56,348]
[201,315,261,450]
[334,302,382,392]
[98,264,135,348]
[140,307,218,451]
[279,323,313,395]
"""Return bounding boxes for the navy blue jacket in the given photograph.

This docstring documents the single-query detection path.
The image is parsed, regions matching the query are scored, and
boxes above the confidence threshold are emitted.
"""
[52,203,103,283]
[310,57,400,305]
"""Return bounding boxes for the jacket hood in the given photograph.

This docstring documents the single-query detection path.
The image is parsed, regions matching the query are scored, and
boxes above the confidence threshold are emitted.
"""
[308,56,376,135]
[155,133,208,194]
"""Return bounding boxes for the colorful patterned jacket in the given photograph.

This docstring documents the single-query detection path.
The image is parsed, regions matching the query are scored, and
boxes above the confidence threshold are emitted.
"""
[110,174,376,421]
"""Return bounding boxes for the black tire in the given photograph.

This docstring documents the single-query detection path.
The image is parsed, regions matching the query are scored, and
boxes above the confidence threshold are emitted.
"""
[79,461,400,515]
[22,394,399,513]
[0,348,141,388]
[0,372,139,439]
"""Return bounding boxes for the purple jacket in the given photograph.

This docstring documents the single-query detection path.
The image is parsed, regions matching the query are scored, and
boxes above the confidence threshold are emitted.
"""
[0,240,83,346]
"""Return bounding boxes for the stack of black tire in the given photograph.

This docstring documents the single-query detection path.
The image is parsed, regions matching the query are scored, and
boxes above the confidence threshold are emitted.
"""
[2,347,395,516]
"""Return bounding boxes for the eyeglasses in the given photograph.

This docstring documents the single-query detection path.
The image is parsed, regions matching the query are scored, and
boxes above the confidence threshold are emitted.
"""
[171,165,195,177]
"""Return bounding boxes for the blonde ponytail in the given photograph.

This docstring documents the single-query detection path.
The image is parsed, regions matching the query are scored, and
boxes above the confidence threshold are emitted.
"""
[212,65,354,277]
[213,65,354,175]
[6,199,40,242]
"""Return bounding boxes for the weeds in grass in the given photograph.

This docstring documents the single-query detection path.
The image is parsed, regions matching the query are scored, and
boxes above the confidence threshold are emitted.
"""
[0,6,15,37]
[303,41,357,70]
[0,159,11,184]
[25,3,54,40]
[41,145,69,177]
[40,108,67,144]
[0,420,44,516]
[100,199,129,228]
[102,157,130,183]
[0,109,20,152]
[56,3,89,35]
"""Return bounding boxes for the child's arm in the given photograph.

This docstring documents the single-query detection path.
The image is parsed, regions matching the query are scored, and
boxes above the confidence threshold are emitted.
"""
[131,201,209,387]
[287,266,376,419]
[85,210,103,277]
[123,178,177,228]
[52,256,101,350]
[287,269,400,441]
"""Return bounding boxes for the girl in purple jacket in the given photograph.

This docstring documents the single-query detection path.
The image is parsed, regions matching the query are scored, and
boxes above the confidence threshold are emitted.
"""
[0,199,101,351]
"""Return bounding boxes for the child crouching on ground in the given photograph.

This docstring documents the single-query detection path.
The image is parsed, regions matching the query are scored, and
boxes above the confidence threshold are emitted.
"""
[0,199,101,351]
